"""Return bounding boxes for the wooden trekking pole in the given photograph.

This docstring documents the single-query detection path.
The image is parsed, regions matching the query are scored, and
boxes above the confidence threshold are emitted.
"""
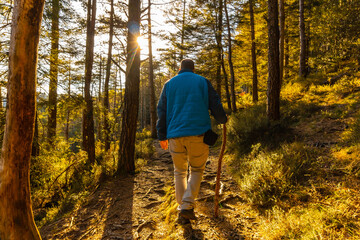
[214,124,227,217]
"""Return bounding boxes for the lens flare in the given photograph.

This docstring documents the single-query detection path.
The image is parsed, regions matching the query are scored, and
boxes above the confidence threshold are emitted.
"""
[136,36,147,49]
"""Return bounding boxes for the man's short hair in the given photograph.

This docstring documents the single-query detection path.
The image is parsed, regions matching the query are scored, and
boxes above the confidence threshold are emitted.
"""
[180,59,194,70]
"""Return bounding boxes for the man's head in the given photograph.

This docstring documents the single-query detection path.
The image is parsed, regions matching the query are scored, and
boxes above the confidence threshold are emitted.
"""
[180,59,195,71]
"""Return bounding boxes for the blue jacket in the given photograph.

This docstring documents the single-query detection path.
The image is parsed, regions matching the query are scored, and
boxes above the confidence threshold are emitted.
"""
[156,69,227,140]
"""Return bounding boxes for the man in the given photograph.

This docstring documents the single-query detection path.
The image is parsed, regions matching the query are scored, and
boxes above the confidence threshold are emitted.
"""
[156,59,227,222]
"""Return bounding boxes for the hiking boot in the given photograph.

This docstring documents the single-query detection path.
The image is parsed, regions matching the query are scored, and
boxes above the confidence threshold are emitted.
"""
[177,214,191,225]
[179,209,197,220]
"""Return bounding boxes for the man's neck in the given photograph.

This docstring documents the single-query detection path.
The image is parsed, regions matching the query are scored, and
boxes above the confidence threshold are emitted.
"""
[178,69,194,74]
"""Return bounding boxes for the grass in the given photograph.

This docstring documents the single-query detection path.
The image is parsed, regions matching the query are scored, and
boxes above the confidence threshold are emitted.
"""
[227,73,360,238]
[158,185,180,239]
[33,129,156,227]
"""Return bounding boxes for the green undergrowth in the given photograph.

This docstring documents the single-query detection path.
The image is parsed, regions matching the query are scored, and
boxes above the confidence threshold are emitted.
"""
[227,73,360,238]
[229,142,319,208]
[33,129,155,227]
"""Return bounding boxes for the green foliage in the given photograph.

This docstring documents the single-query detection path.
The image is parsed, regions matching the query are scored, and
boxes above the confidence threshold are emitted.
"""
[229,143,318,207]
[227,103,295,155]
[135,129,155,160]
[31,139,104,225]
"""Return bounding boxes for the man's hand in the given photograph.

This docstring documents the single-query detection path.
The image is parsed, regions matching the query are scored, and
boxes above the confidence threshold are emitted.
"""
[160,140,168,150]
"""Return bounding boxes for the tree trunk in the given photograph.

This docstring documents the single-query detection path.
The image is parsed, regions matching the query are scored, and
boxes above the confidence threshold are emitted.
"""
[97,56,102,143]
[180,0,186,60]
[285,33,289,79]
[148,0,157,138]
[249,0,259,103]
[267,0,281,120]
[103,0,114,151]
[83,0,96,164]
[299,0,307,78]
[117,0,141,175]
[224,0,236,111]
[140,81,145,129]
[47,0,60,145]
[65,62,71,142]
[215,0,223,98]
[279,0,285,85]
[0,0,45,238]
[221,53,232,110]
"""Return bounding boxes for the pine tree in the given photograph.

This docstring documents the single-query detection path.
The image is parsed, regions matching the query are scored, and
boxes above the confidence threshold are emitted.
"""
[103,0,115,151]
[266,0,281,120]
[47,0,60,145]
[299,0,307,77]
[117,0,141,175]
[249,0,259,103]
[83,0,97,164]
[148,0,157,139]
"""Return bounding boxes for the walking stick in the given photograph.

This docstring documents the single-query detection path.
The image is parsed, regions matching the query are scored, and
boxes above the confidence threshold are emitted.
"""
[214,124,226,217]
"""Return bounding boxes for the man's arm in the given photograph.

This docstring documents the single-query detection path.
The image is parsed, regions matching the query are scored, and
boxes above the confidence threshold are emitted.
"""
[206,79,227,124]
[156,85,167,140]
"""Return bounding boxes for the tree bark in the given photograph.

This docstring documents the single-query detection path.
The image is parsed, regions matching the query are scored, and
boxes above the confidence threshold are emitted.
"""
[224,0,236,111]
[215,0,223,98]
[97,56,102,143]
[83,0,96,164]
[0,0,45,238]
[221,53,232,110]
[299,0,307,78]
[249,0,259,103]
[65,62,71,142]
[180,0,186,60]
[148,0,157,138]
[103,0,114,151]
[267,0,281,120]
[47,0,60,145]
[279,0,285,85]
[117,0,141,175]
[285,32,289,79]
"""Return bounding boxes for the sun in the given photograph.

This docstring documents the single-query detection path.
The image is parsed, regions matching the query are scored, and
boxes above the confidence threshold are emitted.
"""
[137,36,147,49]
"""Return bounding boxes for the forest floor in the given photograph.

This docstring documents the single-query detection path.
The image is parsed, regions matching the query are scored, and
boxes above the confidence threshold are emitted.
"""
[40,142,252,240]
[40,86,360,239]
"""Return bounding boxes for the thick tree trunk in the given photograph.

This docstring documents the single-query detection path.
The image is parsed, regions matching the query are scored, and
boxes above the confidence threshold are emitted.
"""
[0,0,45,238]
[103,0,114,151]
[148,0,157,138]
[299,0,307,78]
[279,0,285,85]
[47,0,60,145]
[83,0,96,164]
[117,0,141,175]
[224,0,236,111]
[249,0,259,103]
[267,0,281,120]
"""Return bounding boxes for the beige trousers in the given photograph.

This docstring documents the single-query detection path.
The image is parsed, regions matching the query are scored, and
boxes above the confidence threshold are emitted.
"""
[169,135,209,210]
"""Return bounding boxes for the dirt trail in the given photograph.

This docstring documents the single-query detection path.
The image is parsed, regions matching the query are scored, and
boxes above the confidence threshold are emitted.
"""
[40,142,251,240]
